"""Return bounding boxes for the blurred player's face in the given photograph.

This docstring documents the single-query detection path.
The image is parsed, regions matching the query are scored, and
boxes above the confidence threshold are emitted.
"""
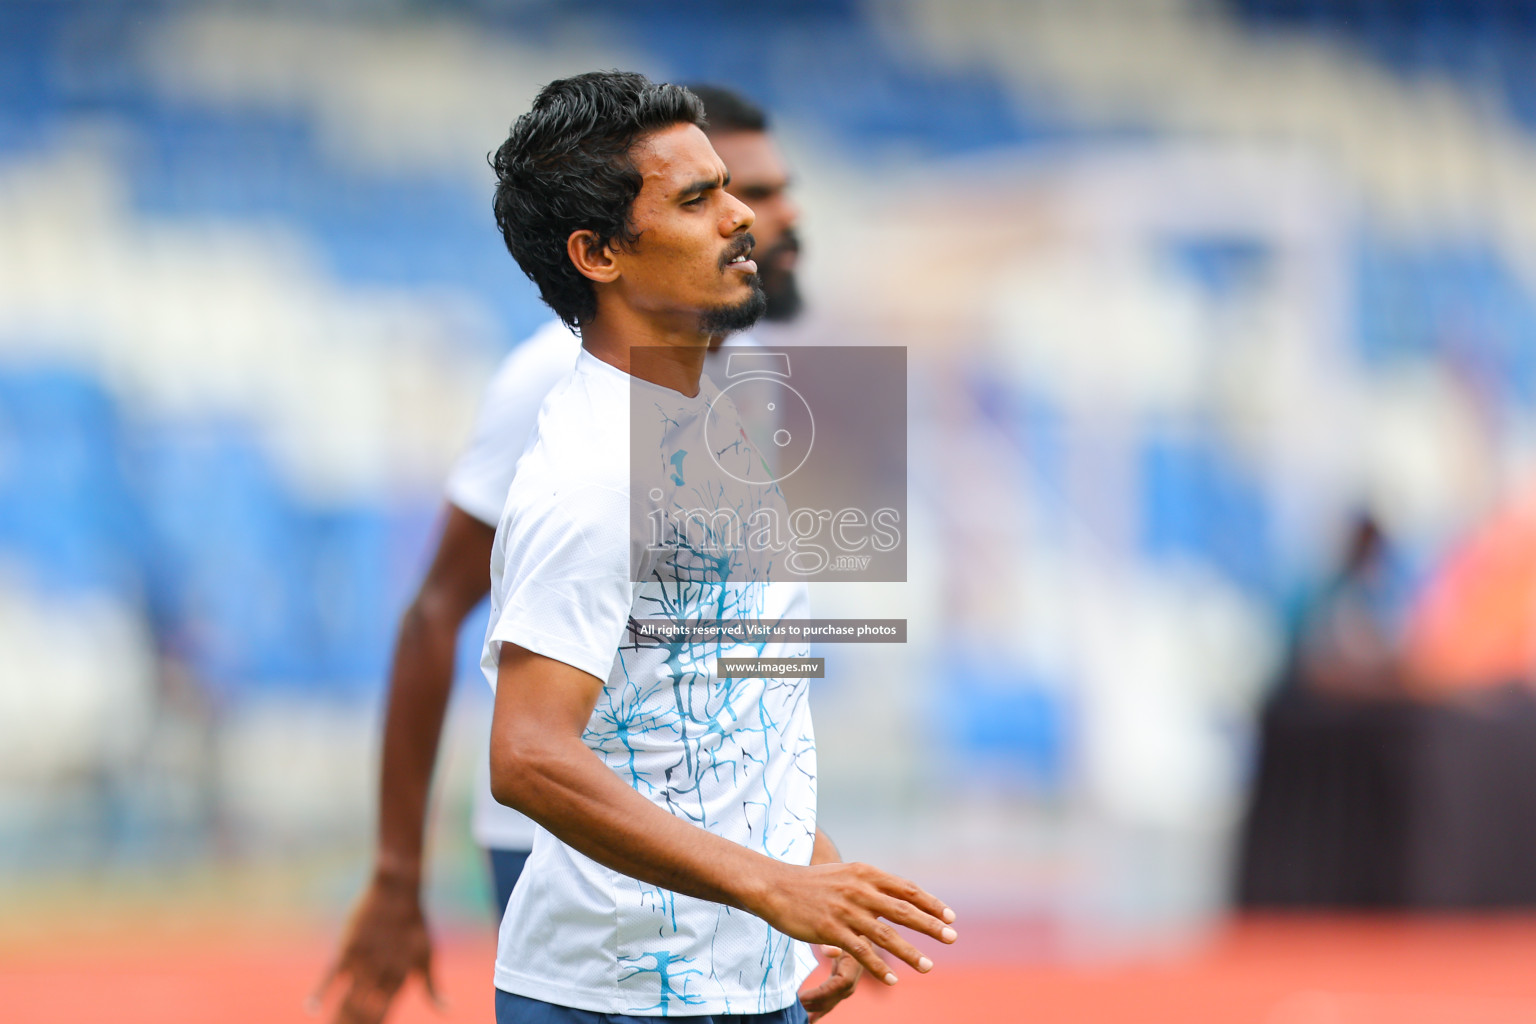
[612,123,765,336]
[710,130,802,322]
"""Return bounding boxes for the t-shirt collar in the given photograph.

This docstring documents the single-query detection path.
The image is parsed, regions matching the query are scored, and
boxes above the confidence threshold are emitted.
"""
[577,346,719,409]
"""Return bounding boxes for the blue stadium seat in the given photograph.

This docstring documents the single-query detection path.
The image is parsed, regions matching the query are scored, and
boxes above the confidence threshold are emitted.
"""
[131,425,317,695]
[0,365,142,595]
[1227,0,1536,132]
[1137,434,1276,597]
[936,654,1070,791]
[306,505,395,693]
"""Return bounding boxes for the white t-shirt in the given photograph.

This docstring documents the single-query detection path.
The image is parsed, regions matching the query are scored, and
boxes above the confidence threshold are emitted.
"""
[446,322,764,851]
[447,319,581,527]
[480,348,817,1015]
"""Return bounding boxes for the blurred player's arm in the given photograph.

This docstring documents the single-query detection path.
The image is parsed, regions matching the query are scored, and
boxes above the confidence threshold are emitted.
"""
[491,643,958,987]
[372,504,495,889]
[315,504,494,1024]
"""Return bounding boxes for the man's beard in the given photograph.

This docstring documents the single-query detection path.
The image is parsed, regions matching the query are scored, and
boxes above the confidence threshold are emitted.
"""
[757,229,803,322]
[699,277,768,335]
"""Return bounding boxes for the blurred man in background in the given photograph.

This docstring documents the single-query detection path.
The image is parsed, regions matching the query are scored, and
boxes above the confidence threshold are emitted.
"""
[316,83,809,1024]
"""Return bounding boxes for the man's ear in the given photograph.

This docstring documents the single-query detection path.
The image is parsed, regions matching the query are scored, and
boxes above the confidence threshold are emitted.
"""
[567,230,621,284]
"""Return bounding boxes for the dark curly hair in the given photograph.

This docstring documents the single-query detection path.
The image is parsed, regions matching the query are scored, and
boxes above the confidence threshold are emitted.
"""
[684,84,768,134]
[491,71,706,330]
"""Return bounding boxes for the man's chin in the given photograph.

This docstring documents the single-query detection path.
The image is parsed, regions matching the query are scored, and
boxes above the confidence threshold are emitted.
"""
[700,282,768,335]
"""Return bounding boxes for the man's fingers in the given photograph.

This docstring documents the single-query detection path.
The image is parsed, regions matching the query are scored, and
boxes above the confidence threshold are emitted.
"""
[831,946,863,984]
[801,956,857,1004]
[799,943,863,1024]
[335,965,407,1024]
[337,977,399,1024]
[872,893,959,945]
[306,957,344,1015]
[874,877,956,933]
[799,976,845,1009]
[799,943,856,1014]
[839,933,896,986]
[865,918,932,975]
[334,986,379,1024]
[422,958,448,1011]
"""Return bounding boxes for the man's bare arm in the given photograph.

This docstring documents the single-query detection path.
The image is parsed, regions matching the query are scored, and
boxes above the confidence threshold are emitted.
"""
[491,643,958,985]
[372,506,496,884]
[315,505,495,1024]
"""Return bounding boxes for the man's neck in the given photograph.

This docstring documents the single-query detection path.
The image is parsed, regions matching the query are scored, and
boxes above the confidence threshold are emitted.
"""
[581,310,713,398]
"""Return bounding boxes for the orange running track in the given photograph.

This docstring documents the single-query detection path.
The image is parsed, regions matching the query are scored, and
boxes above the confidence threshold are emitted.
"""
[6,916,1536,1023]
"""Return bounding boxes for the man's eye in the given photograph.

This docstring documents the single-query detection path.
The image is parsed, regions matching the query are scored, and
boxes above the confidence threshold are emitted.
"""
[683,196,706,207]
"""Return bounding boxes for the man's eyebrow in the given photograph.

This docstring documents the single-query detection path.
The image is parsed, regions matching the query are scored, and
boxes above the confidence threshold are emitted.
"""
[677,172,729,198]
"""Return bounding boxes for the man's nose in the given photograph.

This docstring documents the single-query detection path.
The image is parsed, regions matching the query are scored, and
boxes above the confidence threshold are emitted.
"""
[723,192,755,234]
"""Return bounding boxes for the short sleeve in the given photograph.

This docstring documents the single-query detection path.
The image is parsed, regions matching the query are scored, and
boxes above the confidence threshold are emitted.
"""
[486,480,636,683]
[446,323,579,526]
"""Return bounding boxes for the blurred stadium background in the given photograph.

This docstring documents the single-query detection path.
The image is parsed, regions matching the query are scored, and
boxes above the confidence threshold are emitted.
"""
[7,0,1536,1020]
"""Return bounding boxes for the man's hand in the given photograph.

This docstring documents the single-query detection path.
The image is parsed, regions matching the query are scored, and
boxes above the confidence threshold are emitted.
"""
[310,872,443,1024]
[799,944,862,1023]
[797,829,864,1021]
[755,861,958,988]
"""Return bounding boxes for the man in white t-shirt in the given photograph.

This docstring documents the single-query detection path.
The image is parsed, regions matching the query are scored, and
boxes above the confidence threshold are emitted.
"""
[478,71,954,1024]
[318,85,839,1024]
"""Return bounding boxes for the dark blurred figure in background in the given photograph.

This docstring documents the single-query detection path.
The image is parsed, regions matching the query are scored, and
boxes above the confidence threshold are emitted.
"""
[1290,512,1408,701]
[1242,505,1536,909]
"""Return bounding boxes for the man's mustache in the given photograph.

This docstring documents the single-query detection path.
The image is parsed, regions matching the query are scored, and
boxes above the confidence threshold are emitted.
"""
[719,233,757,270]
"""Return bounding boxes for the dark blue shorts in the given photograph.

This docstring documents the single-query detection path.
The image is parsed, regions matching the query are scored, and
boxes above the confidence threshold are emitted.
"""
[487,846,532,919]
[495,989,808,1024]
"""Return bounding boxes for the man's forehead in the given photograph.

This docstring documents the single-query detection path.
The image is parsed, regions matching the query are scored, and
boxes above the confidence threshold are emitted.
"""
[634,123,724,189]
